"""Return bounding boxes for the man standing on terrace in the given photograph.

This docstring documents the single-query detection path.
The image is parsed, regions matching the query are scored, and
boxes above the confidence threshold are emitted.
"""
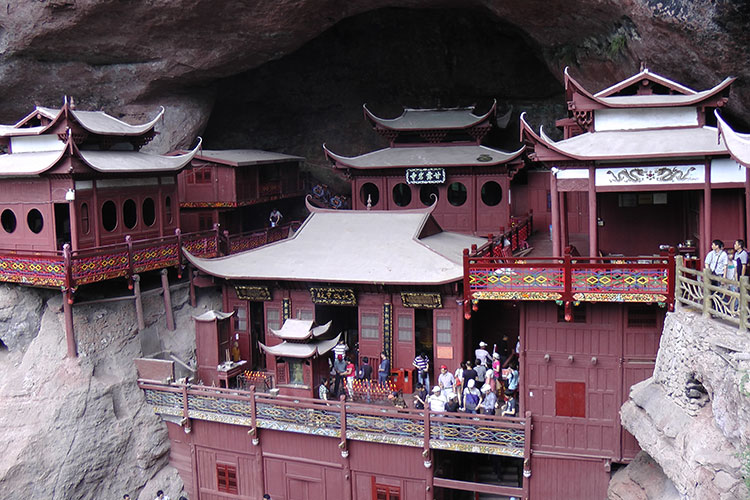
[705,239,728,279]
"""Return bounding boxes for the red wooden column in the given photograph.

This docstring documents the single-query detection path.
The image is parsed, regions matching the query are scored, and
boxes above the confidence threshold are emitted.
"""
[588,166,598,258]
[559,192,569,252]
[704,161,712,260]
[745,168,750,243]
[63,289,77,357]
[550,170,561,257]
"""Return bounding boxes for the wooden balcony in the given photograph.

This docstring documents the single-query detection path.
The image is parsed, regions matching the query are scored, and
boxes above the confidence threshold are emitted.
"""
[0,222,300,291]
[138,380,530,461]
[463,244,676,319]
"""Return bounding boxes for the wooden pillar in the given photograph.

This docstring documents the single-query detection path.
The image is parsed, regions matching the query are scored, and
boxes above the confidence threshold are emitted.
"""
[559,192,569,251]
[745,168,750,243]
[339,394,353,500]
[704,161,712,260]
[133,274,146,331]
[550,170,561,257]
[588,166,598,258]
[68,195,79,252]
[161,269,175,331]
[63,289,77,357]
[248,387,265,498]
[424,409,434,500]
[92,181,101,247]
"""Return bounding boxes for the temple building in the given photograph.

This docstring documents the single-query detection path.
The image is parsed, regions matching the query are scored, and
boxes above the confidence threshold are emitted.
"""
[323,102,526,235]
[178,149,306,234]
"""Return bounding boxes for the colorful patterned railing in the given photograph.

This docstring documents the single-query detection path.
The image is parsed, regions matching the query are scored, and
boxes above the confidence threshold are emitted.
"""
[139,381,529,458]
[0,223,293,290]
[463,247,676,319]
[675,256,750,332]
[471,213,533,258]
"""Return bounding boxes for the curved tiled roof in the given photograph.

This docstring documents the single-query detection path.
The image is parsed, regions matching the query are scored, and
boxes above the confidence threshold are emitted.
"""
[77,139,202,173]
[363,101,496,130]
[716,110,750,168]
[323,143,524,169]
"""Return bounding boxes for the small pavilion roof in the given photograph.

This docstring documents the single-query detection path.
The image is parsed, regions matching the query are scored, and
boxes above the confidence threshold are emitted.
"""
[269,319,333,341]
[520,112,727,161]
[0,139,201,176]
[565,67,734,108]
[33,106,164,136]
[259,333,341,359]
[194,310,234,322]
[716,111,750,167]
[192,149,304,167]
[323,144,524,170]
[184,200,486,285]
[363,101,496,131]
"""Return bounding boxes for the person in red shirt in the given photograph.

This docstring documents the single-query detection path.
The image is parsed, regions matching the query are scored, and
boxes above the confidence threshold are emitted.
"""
[345,357,356,400]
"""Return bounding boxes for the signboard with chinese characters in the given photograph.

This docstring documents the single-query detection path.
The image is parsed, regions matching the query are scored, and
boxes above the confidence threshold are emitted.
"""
[406,167,446,185]
[309,287,357,306]
[235,285,272,301]
[400,292,442,309]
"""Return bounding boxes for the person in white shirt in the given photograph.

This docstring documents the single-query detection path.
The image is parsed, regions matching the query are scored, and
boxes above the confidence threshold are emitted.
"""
[474,341,490,366]
[428,386,446,412]
[705,239,728,278]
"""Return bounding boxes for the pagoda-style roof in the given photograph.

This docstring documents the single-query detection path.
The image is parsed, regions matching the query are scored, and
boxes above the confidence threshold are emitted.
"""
[194,310,234,322]
[565,67,734,109]
[716,111,750,168]
[521,112,726,161]
[0,137,202,176]
[269,319,333,341]
[363,101,496,131]
[259,332,341,359]
[193,149,304,167]
[184,199,486,285]
[8,101,164,138]
[323,143,524,170]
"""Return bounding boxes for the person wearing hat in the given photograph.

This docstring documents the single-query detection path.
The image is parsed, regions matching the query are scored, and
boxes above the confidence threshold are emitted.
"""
[475,341,490,366]
[438,364,456,398]
[491,352,502,391]
[428,385,446,412]
[462,379,482,413]
[480,384,497,415]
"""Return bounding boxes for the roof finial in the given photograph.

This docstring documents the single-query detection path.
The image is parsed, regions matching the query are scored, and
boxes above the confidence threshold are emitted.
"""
[366,194,372,211]
[640,61,647,72]
[70,96,76,110]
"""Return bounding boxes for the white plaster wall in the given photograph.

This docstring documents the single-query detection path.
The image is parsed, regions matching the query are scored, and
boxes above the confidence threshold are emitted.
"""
[594,107,698,131]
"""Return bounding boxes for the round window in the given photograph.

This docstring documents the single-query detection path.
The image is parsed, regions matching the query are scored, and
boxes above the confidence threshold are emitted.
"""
[419,185,439,206]
[142,198,156,227]
[447,182,467,206]
[359,183,380,207]
[392,183,412,207]
[1,209,16,233]
[102,200,117,232]
[27,208,44,234]
[481,181,503,206]
[123,199,137,229]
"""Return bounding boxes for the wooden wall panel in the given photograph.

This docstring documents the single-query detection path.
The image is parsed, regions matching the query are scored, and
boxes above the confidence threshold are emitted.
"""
[529,455,610,500]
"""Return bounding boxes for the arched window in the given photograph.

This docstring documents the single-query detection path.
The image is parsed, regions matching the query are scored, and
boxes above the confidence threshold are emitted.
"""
[392,183,412,207]
[165,196,173,224]
[80,203,90,234]
[359,183,380,207]
[27,208,44,234]
[102,201,117,232]
[142,198,156,226]
[481,181,503,206]
[447,182,467,206]
[1,209,16,233]
[123,199,137,229]
[419,185,439,206]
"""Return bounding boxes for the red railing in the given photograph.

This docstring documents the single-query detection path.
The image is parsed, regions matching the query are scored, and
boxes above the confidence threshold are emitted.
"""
[0,222,300,291]
[472,212,533,258]
[463,246,676,319]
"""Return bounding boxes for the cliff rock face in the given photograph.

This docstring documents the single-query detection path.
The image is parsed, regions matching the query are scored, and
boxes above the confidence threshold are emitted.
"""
[616,309,750,499]
[0,282,221,500]
[0,1,747,179]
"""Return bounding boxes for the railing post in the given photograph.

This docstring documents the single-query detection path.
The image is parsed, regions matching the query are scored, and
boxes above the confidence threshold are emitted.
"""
[523,411,532,499]
[181,382,191,433]
[563,247,573,314]
[125,234,134,289]
[213,222,221,256]
[175,228,183,279]
[667,248,677,312]
[222,229,230,256]
[674,255,684,311]
[423,407,431,458]
[339,394,348,457]
[740,276,749,333]
[248,385,259,445]
[702,266,712,318]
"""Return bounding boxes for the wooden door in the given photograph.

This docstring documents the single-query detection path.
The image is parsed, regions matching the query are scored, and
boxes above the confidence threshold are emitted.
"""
[394,308,415,371]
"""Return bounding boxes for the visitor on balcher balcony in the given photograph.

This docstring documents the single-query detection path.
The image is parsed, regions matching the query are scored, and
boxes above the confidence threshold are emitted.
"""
[413,352,430,392]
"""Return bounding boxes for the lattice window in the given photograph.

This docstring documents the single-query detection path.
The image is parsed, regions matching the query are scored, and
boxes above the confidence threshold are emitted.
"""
[188,166,212,184]
[555,381,586,417]
[436,316,451,344]
[361,312,380,339]
[372,478,400,500]
[266,307,281,331]
[216,463,238,494]
[397,314,413,342]
[80,203,89,234]
[232,304,247,332]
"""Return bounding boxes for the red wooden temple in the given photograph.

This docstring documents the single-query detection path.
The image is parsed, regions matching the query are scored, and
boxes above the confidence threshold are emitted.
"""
[137,70,748,500]
[323,101,525,235]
